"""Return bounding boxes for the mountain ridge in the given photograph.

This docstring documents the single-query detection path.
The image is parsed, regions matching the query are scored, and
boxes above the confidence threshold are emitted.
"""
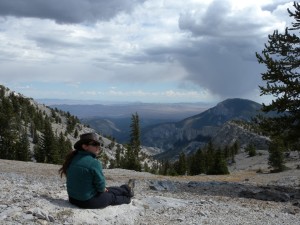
[0,84,271,163]
[48,101,210,144]
[0,84,142,167]
[178,98,261,128]
[142,98,269,159]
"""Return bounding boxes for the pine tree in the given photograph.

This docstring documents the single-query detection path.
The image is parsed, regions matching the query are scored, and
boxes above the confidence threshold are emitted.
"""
[130,113,141,157]
[223,145,230,159]
[143,162,150,173]
[208,148,229,175]
[229,141,239,163]
[189,148,206,175]
[0,112,12,159]
[15,129,31,161]
[0,97,18,160]
[30,123,39,144]
[66,114,79,134]
[256,2,300,148]
[159,160,170,175]
[114,144,122,167]
[205,141,215,173]
[34,135,45,163]
[232,140,239,155]
[57,132,71,164]
[109,159,116,169]
[245,143,256,157]
[174,152,187,175]
[123,113,142,171]
[43,120,59,164]
[268,137,285,172]
[34,120,59,164]
[101,152,109,169]
[74,129,79,138]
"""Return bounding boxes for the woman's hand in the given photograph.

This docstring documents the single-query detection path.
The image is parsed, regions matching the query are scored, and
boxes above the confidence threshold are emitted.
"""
[105,188,109,192]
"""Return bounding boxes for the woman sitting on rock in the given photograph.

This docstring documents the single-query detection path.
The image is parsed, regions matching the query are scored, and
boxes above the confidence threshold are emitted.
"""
[59,132,135,209]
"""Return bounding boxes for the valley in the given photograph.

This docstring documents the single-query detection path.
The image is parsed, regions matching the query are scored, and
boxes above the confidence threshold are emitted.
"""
[50,98,271,160]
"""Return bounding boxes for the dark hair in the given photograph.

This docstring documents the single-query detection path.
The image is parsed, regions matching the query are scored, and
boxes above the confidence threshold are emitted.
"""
[59,149,78,178]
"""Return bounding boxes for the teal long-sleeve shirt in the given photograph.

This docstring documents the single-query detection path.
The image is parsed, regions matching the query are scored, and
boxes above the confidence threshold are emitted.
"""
[66,150,106,201]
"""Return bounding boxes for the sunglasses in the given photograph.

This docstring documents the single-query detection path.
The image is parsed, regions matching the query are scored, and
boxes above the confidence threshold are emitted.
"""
[88,142,100,147]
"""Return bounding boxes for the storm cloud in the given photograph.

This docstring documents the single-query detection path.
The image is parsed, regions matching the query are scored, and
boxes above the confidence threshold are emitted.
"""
[0,0,145,23]
[174,0,290,97]
[0,0,295,103]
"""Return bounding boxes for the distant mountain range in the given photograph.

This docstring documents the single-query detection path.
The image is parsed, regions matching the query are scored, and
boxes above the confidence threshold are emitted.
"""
[47,101,210,120]
[47,101,210,143]
[48,98,272,160]
[142,98,271,159]
[1,85,273,163]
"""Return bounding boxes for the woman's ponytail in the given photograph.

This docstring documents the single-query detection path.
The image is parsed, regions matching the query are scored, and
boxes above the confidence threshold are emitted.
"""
[59,150,78,178]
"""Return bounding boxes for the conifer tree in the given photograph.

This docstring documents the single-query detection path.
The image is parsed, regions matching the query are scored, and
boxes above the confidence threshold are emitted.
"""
[0,112,11,159]
[173,152,185,175]
[15,129,31,161]
[123,113,141,171]
[245,143,256,157]
[43,120,59,164]
[232,140,240,155]
[114,144,122,167]
[143,162,150,173]
[205,141,215,173]
[189,148,206,175]
[176,152,187,175]
[0,97,18,160]
[34,120,58,163]
[30,123,38,144]
[268,137,285,172]
[100,152,109,168]
[229,141,240,163]
[256,2,300,148]
[130,113,141,156]
[109,159,116,169]
[223,145,230,159]
[74,129,79,138]
[34,136,45,163]
[208,148,229,175]
[159,160,170,175]
[57,132,71,164]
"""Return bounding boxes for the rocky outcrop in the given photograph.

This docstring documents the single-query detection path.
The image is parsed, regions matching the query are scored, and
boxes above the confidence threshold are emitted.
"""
[1,159,300,225]
[142,123,216,152]
[212,121,270,149]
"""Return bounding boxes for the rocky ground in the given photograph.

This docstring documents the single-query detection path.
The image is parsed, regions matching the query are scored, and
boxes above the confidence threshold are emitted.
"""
[0,150,300,225]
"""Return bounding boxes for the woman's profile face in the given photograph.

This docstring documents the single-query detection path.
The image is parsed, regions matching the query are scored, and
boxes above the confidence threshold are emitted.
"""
[82,142,101,155]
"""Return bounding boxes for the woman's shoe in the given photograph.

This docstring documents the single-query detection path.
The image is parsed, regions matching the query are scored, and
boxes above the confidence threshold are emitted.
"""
[127,179,135,197]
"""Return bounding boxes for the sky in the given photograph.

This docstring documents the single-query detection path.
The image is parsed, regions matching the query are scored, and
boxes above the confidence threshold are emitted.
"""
[0,0,295,104]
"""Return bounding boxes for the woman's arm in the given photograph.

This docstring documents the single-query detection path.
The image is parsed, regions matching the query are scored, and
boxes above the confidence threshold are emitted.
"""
[92,160,106,192]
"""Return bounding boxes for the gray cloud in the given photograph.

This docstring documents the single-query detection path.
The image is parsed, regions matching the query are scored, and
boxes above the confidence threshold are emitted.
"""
[262,0,292,12]
[137,38,263,98]
[178,0,270,38]
[32,36,81,49]
[0,0,145,24]
[176,40,263,97]
[171,0,290,98]
[0,0,294,103]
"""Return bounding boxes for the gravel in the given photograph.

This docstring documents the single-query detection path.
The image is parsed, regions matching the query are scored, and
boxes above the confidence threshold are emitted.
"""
[0,157,299,225]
